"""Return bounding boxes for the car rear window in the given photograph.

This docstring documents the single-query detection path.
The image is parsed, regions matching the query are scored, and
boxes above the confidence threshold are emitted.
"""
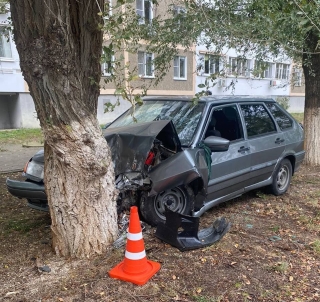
[265,103,293,130]
[240,104,277,137]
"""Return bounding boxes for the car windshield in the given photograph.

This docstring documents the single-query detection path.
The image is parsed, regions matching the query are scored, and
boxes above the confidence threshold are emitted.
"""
[108,100,205,146]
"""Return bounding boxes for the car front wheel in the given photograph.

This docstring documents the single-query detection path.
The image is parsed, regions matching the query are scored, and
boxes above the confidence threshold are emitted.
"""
[139,186,194,226]
[269,159,292,196]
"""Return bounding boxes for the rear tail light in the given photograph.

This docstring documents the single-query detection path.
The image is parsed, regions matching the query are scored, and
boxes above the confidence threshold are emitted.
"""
[23,160,30,173]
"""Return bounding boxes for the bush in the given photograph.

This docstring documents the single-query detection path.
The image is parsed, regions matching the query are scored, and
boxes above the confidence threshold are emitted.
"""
[276,96,290,110]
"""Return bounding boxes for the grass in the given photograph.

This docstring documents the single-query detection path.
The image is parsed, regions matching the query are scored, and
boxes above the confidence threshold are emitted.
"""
[271,262,289,274]
[310,240,320,254]
[193,296,223,302]
[290,112,304,123]
[2,217,48,235]
[0,128,43,144]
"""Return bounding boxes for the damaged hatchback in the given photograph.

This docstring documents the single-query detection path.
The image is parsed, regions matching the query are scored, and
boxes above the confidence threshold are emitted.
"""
[6,96,305,226]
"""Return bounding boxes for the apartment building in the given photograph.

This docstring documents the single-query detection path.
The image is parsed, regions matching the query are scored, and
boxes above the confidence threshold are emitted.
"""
[195,46,305,113]
[99,0,195,124]
[289,66,305,113]
[0,1,304,129]
[0,10,39,129]
[0,1,196,129]
[196,47,291,96]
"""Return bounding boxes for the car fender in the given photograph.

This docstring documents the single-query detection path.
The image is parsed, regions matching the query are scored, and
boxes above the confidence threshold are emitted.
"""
[148,148,209,198]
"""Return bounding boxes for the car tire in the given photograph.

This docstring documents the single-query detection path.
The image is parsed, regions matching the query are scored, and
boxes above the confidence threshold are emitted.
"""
[268,159,292,196]
[139,186,194,226]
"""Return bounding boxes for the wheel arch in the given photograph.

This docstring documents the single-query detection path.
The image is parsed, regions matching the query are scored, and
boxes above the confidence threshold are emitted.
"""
[283,154,296,175]
[188,176,205,197]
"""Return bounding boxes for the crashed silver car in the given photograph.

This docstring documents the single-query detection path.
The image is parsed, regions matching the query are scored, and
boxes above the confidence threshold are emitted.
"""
[6,96,305,226]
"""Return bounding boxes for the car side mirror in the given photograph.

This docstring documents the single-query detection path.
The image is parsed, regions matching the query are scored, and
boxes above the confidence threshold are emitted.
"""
[203,136,230,152]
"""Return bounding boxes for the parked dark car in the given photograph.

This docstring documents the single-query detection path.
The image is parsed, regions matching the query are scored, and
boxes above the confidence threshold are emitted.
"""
[6,96,305,226]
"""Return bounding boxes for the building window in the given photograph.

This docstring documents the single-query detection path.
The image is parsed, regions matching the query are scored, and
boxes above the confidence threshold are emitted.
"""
[101,46,114,76]
[0,27,12,58]
[173,5,186,25]
[138,51,154,77]
[203,54,220,75]
[174,56,187,80]
[136,0,153,24]
[105,0,112,17]
[101,55,114,76]
[253,61,273,78]
[293,68,302,87]
[275,63,290,80]
[228,57,250,77]
[173,5,186,15]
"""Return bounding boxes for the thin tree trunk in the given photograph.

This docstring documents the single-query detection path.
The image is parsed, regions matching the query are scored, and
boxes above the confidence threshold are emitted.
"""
[303,30,320,166]
[10,0,118,258]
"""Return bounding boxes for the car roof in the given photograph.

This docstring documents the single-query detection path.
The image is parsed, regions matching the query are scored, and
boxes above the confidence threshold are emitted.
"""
[142,95,276,104]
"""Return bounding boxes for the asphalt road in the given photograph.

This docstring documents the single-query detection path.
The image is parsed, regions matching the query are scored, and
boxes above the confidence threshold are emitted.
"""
[0,144,42,173]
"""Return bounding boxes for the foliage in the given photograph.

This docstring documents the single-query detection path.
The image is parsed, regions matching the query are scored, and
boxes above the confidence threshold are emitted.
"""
[0,0,8,14]
[102,0,320,164]
[102,0,318,100]
[184,0,320,61]
[100,0,201,109]
[276,97,290,110]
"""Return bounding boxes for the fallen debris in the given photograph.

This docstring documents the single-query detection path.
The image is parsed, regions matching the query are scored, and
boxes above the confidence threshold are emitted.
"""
[155,208,231,251]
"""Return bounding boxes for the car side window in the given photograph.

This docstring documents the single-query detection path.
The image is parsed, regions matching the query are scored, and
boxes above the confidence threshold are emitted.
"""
[240,104,276,138]
[205,105,243,141]
[265,102,293,130]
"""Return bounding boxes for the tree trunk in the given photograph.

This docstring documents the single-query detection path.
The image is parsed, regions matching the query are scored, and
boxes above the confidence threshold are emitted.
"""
[10,0,119,258]
[303,30,320,166]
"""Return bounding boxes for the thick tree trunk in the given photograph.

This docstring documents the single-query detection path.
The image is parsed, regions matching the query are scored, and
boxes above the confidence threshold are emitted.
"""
[10,0,119,258]
[303,30,320,166]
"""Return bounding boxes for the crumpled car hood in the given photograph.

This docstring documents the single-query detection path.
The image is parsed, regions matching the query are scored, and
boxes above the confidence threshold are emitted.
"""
[103,120,182,176]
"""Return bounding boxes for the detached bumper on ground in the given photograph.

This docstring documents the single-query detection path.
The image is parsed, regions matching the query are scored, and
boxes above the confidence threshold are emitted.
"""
[6,178,48,211]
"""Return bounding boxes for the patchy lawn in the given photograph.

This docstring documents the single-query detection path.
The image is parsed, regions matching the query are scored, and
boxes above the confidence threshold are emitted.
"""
[1,164,320,302]
[0,128,43,145]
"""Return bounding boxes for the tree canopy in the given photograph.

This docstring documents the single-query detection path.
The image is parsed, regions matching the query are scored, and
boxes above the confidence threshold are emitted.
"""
[105,0,320,164]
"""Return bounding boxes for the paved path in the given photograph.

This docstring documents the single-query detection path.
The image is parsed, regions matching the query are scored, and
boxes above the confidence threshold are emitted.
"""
[0,143,43,173]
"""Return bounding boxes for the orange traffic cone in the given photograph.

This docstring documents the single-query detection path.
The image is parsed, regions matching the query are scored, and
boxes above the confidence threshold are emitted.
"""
[109,206,161,285]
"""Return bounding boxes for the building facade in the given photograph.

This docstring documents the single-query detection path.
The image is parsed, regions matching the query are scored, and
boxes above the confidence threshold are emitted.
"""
[0,11,39,129]
[99,0,196,125]
[0,1,196,129]
[0,1,305,129]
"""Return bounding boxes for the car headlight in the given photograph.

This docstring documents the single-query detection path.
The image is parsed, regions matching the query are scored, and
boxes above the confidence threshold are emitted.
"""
[24,160,44,180]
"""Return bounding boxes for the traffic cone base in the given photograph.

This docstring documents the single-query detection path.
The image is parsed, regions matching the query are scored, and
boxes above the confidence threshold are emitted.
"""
[109,259,160,285]
[109,206,161,285]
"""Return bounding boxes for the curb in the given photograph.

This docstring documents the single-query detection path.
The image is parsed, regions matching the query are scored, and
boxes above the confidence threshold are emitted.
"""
[22,142,44,148]
[0,169,23,174]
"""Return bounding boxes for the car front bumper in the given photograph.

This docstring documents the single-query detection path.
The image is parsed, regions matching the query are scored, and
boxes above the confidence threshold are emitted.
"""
[6,178,47,200]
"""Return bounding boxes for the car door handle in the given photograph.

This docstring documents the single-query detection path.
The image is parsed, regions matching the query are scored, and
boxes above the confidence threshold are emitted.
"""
[275,138,285,144]
[238,146,250,152]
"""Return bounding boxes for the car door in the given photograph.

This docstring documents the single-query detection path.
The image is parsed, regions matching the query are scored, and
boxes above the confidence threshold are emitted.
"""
[205,105,252,202]
[239,103,286,186]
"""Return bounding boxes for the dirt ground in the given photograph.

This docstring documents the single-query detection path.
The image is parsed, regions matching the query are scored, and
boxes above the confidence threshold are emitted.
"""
[1,164,320,302]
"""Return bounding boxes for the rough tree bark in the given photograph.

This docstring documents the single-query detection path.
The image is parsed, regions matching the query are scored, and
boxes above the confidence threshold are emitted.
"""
[303,30,320,166]
[10,0,119,258]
